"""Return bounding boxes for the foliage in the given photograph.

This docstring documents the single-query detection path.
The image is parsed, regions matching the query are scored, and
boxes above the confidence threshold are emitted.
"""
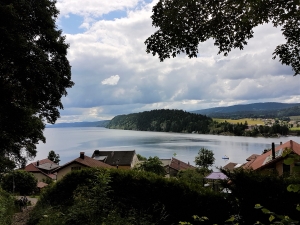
[137,153,147,161]
[106,109,213,133]
[0,188,15,225]
[135,156,166,176]
[220,168,300,224]
[1,170,37,195]
[28,168,230,225]
[194,148,215,169]
[254,204,299,225]
[47,150,60,165]
[177,169,207,186]
[0,0,74,173]
[145,0,300,75]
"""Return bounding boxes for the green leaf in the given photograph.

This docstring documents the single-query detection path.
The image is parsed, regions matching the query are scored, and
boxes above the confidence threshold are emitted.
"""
[296,204,300,211]
[255,204,263,209]
[225,216,235,222]
[284,157,294,165]
[287,184,300,193]
[269,215,275,222]
[261,208,270,214]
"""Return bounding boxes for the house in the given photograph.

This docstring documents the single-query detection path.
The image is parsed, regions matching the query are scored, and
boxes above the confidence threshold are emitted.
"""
[24,158,59,182]
[92,150,140,169]
[243,140,300,175]
[54,152,113,180]
[162,157,196,177]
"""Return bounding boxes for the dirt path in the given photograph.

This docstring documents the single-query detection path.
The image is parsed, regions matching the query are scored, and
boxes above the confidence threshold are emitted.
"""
[12,197,38,225]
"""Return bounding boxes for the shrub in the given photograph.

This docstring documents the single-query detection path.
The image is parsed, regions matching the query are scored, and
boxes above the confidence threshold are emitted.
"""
[0,188,15,225]
[1,170,37,195]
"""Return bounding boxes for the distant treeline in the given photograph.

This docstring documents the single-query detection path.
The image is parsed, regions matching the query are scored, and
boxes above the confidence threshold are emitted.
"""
[106,109,212,133]
[106,109,293,137]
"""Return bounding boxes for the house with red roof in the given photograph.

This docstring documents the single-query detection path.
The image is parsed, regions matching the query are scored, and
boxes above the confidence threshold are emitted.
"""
[53,152,113,180]
[242,140,300,175]
[162,157,196,177]
[24,158,59,182]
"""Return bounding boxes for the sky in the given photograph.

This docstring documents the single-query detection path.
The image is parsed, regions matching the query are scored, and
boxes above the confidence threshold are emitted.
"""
[54,0,300,123]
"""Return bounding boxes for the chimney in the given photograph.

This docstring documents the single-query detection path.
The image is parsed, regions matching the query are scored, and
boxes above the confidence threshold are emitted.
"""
[280,142,282,145]
[36,160,39,166]
[94,150,100,156]
[271,143,275,160]
[80,152,85,159]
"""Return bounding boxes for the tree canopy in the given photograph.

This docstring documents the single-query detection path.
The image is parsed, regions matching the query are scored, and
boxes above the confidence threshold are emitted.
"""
[145,0,300,76]
[136,156,166,176]
[48,150,60,165]
[1,170,37,195]
[194,148,215,169]
[0,0,73,172]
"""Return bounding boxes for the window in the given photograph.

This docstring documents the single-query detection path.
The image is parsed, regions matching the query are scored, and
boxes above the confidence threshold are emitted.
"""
[282,163,290,174]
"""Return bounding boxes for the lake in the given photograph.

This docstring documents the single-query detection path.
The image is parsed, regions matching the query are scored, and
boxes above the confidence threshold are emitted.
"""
[34,127,300,170]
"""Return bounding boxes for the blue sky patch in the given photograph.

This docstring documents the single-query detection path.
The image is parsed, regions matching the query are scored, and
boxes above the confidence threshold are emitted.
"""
[58,14,84,34]
[101,10,127,21]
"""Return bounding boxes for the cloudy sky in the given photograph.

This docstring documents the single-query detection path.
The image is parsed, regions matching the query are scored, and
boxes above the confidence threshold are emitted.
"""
[54,0,300,123]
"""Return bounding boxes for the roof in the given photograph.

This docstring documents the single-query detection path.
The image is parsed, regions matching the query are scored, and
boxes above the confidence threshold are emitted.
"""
[92,150,137,166]
[24,159,57,179]
[54,154,113,172]
[205,172,228,180]
[246,154,260,161]
[243,140,300,170]
[223,162,238,171]
[168,157,196,171]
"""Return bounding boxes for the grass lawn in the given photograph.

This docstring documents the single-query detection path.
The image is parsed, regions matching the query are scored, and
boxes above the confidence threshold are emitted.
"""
[213,118,264,125]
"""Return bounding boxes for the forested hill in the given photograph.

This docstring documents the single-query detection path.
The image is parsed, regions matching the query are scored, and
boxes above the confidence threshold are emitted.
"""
[106,109,213,133]
[191,102,300,119]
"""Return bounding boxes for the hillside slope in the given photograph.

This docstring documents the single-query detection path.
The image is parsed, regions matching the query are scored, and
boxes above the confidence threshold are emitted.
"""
[191,102,300,118]
[106,109,212,133]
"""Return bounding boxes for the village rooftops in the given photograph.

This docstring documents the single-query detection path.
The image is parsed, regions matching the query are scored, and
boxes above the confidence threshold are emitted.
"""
[243,140,300,170]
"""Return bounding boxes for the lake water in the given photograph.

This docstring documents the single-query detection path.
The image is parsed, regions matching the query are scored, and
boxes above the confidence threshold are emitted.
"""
[34,127,300,170]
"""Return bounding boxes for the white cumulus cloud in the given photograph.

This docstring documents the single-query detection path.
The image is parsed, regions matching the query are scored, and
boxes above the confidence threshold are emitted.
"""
[101,75,120,85]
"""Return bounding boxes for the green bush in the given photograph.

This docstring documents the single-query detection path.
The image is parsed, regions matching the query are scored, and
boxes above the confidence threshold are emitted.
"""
[0,188,15,225]
[221,168,300,224]
[1,170,37,195]
[29,168,230,225]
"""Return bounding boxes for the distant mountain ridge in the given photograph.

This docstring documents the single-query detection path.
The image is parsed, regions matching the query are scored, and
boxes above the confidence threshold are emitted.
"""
[46,120,110,128]
[191,102,300,118]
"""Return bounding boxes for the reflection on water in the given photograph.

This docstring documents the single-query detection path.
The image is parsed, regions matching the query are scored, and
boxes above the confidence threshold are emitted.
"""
[35,127,300,170]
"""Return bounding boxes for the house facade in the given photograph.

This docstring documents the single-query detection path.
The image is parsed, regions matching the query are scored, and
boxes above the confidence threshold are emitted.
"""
[54,152,113,180]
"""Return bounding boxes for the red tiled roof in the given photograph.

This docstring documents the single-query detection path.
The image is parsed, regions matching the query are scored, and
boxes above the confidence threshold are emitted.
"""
[169,157,196,171]
[54,154,113,172]
[24,159,57,179]
[243,140,300,170]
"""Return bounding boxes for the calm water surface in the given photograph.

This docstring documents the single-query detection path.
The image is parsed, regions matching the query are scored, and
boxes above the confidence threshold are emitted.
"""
[34,127,300,170]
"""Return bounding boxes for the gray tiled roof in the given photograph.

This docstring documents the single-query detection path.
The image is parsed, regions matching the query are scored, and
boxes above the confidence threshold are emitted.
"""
[92,150,136,166]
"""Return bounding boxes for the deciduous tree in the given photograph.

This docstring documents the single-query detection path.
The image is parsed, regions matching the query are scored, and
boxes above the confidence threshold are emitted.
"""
[1,170,37,195]
[0,0,74,172]
[47,150,60,165]
[145,0,300,75]
[136,156,166,176]
[194,147,215,169]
